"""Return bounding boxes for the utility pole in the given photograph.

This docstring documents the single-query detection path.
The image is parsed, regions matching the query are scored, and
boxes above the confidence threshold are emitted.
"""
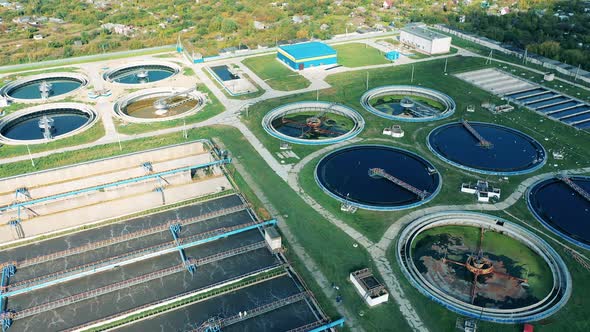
[485,50,493,65]
[411,65,415,83]
[575,64,581,81]
[444,58,448,73]
[26,145,35,167]
[523,48,528,65]
[366,72,369,90]
[117,132,122,151]
[316,89,319,101]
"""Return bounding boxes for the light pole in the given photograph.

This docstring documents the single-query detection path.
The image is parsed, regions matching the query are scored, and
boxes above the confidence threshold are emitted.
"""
[26,145,35,167]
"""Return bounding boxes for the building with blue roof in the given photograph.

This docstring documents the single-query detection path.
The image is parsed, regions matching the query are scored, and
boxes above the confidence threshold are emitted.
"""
[277,42,337,70]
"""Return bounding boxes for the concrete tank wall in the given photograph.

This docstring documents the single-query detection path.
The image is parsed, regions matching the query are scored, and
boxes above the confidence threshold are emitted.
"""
[0,142,207,197]
[0,176,231,244]
[0,153,213,206]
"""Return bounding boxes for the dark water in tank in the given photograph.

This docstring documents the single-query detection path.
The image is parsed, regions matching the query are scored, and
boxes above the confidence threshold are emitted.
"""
[110,66,174,84]
[428,122,545,173]
[7,79,82,99]
[528,177,590,246]
[211,65,239,81]
[1,110,89,140]
[316,145,439,208]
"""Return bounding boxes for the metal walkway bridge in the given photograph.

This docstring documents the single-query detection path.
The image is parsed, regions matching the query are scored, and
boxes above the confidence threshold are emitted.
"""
[558,175,590,202]
[368,168,429,200]
[154,87,196,110]
[193,292,311,332]
[461,119,493,148]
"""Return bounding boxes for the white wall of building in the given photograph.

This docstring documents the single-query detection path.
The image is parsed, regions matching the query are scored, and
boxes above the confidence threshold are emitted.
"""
[400,30,451,55]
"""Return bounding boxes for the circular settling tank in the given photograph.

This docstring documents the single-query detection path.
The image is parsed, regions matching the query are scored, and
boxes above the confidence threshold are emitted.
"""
[397,212,571,323]
[427,121,546,175]
[360,85,455,122]
[114,88,206,123]
[262,101,364,145]
[0,103,98,145]
[315,145,440,210]
[1,73,88,102]
[103,62,180,85]
[527,176,590,249]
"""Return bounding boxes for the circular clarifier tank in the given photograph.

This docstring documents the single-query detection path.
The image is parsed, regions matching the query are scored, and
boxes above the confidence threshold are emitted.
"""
[1,73,88,102]
[262,101,365,145]
[114,87,206,123]
[315,145,441,211]
[427,121,546,175]
[103,61,180,85]
[0,103,98,145]
[527,176,590,249]
[397,212,571,324]
[360,85,456,122]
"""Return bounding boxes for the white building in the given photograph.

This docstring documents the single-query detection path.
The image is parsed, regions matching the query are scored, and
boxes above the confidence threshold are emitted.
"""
[400,23,451,55]
[350,269,389,306]
[264,227,282,252]
[461,180,500,203]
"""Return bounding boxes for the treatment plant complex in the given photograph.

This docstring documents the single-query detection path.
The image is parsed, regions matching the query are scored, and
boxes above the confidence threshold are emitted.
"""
[0,21,589,332]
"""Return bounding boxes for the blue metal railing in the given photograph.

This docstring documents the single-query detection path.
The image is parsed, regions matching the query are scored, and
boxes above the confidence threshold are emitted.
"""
[307,318,345,332]
[169,224,196,274]
[0,158,231,214]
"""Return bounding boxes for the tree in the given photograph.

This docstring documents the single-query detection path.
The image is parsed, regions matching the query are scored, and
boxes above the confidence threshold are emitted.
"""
[296,29,308,39]
[221,19,238,33]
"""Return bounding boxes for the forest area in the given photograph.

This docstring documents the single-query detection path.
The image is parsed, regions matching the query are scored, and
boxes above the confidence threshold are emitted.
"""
[0,0,588,69]
[449,0,590,70]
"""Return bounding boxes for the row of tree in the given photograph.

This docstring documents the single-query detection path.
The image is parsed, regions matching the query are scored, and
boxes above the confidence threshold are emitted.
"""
[449,0,590,70]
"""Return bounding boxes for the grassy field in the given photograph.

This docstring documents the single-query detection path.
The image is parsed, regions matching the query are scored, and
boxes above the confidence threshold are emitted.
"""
[242,54,311,91]
[333,43,390,67]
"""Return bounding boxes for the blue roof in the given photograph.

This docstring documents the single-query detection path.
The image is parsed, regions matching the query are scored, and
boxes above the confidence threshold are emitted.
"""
[278,42,336,60]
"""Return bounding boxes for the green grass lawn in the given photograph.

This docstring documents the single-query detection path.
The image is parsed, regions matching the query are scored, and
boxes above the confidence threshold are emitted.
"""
[242,54,311,91]
[333,43,390,68]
